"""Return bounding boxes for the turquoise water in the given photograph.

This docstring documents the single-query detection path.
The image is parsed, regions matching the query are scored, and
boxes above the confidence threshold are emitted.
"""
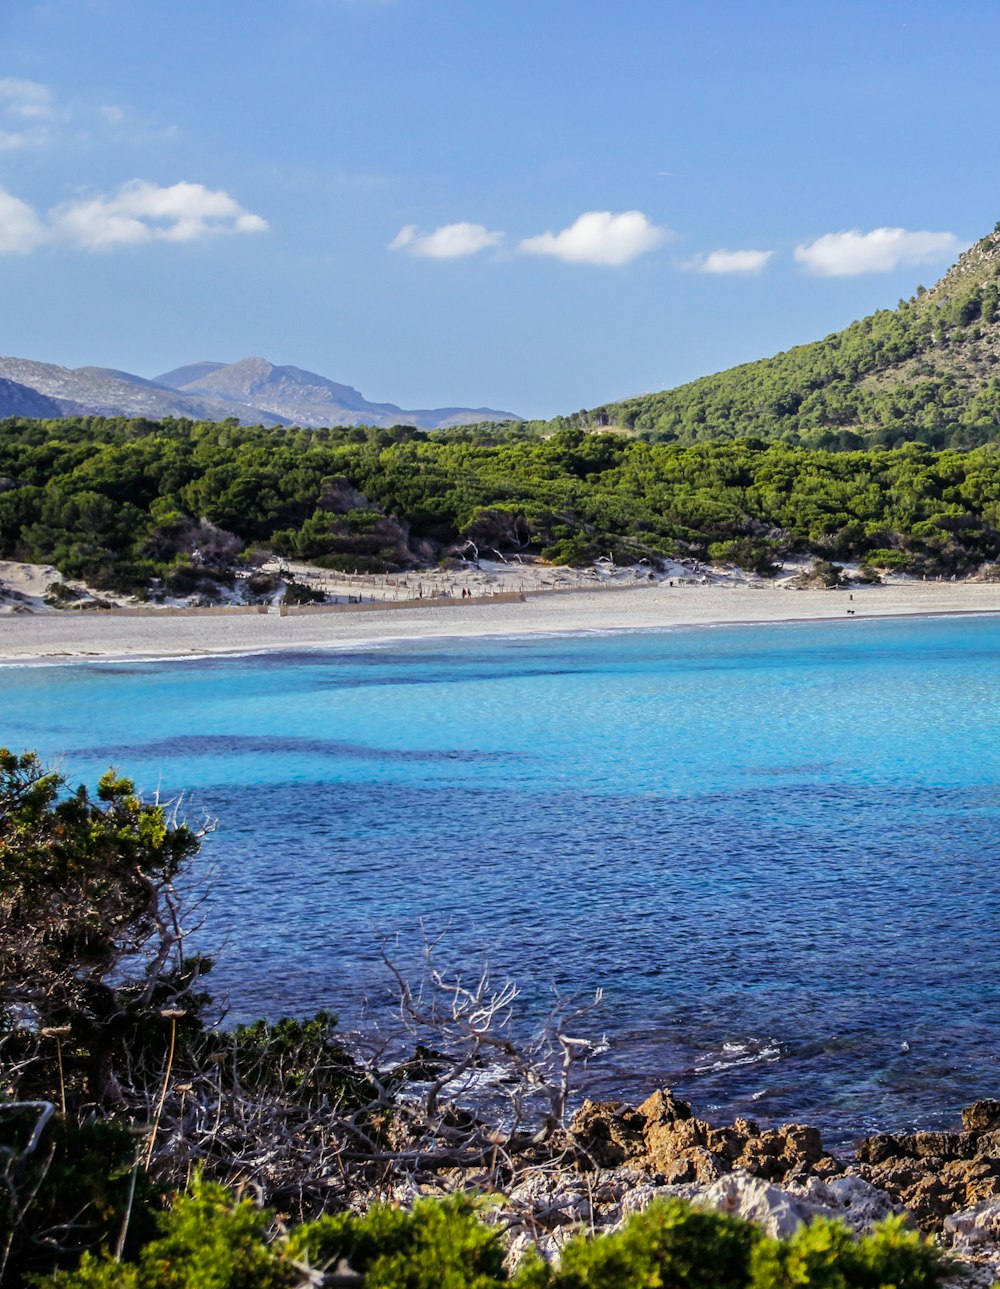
[3,614,1000,1147]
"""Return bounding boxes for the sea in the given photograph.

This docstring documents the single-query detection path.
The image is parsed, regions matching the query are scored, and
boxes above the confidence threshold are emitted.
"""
[3,613,999,1150]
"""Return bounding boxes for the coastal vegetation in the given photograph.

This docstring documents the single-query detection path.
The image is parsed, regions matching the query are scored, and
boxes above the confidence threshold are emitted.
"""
[36,1186,945,1289]
[8,231,1000,600]
[0,749,949,1286]
[564,226,1000,449]
[7,416,1000,594]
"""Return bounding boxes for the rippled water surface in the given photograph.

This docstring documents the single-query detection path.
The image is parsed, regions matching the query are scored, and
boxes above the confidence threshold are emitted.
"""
[4,615,1000,1148]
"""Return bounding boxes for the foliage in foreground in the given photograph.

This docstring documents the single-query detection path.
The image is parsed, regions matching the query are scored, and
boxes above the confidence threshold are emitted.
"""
[0,750,369,1283]
[0,748,953,1287]
[37,1179,947,1289]
[0,748,591,1284]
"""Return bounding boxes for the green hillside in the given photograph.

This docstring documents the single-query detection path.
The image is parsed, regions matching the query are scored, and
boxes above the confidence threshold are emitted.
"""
[7,417,1000,590]
[576,224,1000,449]
[11,228,1000,594]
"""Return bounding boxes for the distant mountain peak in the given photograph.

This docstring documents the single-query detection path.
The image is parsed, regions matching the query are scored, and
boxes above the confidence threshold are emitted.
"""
[152,356,520,428]
[0,355,520,429]
[154,362,228,390]
[0,356,291,426]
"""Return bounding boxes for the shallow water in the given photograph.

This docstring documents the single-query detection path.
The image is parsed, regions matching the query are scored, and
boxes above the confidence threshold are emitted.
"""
[4,615,1000,1149]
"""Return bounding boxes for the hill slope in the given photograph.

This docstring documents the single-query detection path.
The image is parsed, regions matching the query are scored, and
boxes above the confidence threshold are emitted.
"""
[584,224,1000,449]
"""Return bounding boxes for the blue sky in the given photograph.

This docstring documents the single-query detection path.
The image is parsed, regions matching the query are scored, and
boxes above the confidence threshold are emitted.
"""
[2,0,1000,418]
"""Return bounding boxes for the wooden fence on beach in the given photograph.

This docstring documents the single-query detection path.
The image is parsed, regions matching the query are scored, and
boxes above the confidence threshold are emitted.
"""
[86,579,672,620]
[98,604,269,618]
[90,591,530,619]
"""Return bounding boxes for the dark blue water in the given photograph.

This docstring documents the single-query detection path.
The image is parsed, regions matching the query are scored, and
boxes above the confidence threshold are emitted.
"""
[3,615,1000,1148]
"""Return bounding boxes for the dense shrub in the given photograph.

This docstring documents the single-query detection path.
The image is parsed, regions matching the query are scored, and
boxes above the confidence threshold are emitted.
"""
[0,1114,160,1284]
[750,1214,942,1289]
[39,1178,293,1289]
[287,1195,508,1289]
[526,1198,757,1289]
[9,417,1000,592]
[34,1189,948,1289]
[861,548,915,572]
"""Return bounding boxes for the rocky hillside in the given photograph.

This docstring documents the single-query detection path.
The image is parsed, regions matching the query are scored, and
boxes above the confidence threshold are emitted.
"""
[581,223,1000,449]
[0,357,291,426]
[0,376,75,419]
[153,356,520,429]
[0,355,520,430]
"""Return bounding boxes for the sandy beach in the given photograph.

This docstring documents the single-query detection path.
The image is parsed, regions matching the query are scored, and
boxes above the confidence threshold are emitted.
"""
[4,579,1000,664]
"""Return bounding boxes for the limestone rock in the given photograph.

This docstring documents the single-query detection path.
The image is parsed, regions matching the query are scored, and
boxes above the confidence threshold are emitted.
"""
[568,1089,841,1185]
[857,1104,1000,1230]
[499,1166,886,1270]
[568,1098,647,1168]
[941,1195,1000,1287]
[944,1193,1000,1253]
[786,1172,902,1236]
[964,1101,1000,1133]
[686,1172,819,1240]
[636,1088,693,1123]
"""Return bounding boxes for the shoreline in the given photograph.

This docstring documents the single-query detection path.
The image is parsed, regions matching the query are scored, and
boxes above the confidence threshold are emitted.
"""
[4,580,1000,664]
[9,583,1000,1268]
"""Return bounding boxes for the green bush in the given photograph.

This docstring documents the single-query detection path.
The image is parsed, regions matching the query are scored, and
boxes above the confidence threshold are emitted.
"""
[860,548,913,571]
[40,1177,292,1289]
[534,1197,757,1288]
[811,560,844,588]
[281,579,325,605]
[750,1214,941,1289]
[707,538,781,575]
[0,1113,158,1286]
[33,1191,949,1289]
[225,1010,372,1104]
[287,1195,507,1289]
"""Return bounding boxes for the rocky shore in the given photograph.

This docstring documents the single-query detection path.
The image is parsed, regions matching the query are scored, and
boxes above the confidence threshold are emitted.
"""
[410,1091,1000,1283]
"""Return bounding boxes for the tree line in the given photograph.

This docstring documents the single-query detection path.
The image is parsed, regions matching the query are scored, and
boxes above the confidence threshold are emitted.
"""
[6,416,1000,591]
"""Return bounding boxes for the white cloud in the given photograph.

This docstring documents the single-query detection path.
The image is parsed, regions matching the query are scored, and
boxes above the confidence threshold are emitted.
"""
[0,76,58,148]
[0,188,47,253]
[794,227,963,277]
[518,210,669,266]
[0,76,55,120]
[0,76,181,150]
[388,224,417,250]
[0,180,268,253]
[686,247,774,275]
[52,180,269,248]
[389,221,503,259]
[0,130,32,151]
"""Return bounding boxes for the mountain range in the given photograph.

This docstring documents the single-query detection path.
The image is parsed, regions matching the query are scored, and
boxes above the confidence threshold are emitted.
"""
[0,355,520,430]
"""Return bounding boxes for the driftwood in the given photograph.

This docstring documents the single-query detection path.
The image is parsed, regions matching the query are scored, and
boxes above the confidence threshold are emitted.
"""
[0,750,604,1271]
[136,940,604,1222]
